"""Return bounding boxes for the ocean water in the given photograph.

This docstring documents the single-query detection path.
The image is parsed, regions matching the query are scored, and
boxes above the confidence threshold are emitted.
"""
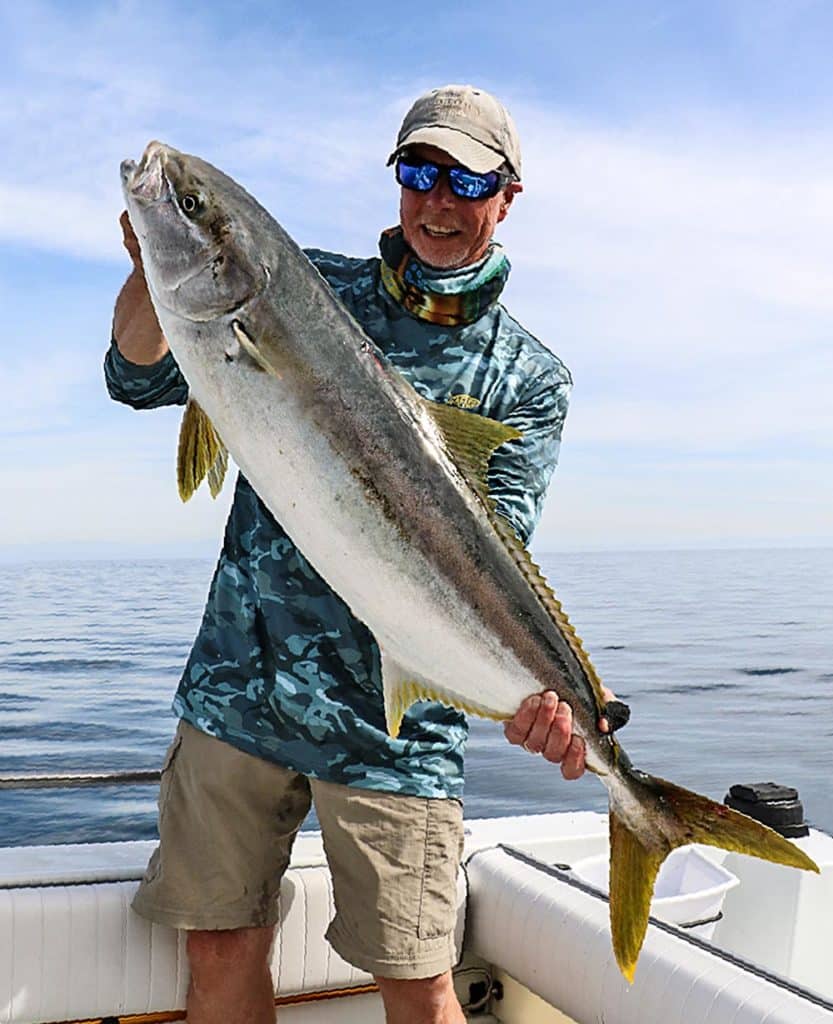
[0,549,830,847]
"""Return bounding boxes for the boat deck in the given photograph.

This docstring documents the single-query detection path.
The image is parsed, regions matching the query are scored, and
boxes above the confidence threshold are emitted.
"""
[2,812,832,1023]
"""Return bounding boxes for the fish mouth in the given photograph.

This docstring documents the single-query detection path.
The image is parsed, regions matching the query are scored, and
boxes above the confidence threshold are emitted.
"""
[121,141,173,204]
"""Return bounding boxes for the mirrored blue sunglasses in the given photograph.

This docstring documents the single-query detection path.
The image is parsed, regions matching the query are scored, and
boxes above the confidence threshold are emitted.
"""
[395,156,511,201]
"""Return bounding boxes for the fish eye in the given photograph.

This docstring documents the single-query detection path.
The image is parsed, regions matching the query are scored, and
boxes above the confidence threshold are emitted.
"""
[180,193,203,216]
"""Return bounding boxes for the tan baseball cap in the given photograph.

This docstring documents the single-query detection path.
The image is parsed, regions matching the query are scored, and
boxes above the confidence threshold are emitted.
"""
[387,84,522,180]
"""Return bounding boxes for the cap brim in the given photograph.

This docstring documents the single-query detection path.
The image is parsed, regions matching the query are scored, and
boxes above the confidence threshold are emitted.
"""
[387,126,506,174]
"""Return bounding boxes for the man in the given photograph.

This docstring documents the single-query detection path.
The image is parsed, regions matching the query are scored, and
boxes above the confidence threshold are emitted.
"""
[106,84,614,1024]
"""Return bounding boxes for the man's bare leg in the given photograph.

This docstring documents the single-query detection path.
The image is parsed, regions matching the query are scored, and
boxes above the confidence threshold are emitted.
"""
[375,971,466,1024]
[186,926,276,1024]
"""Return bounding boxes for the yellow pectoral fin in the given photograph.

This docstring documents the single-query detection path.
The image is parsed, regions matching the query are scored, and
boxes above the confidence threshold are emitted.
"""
[177,399,228,502]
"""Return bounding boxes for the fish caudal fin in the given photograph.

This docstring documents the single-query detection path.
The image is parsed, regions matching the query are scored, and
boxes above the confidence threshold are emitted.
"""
[608,770,819,983]
[177,399,228,501]
[608,809,665,983]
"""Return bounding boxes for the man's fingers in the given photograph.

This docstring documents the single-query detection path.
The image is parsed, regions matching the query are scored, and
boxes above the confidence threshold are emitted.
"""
[120,210,143,268]
[541,699,573,763]
[560,735,586,780]
[503,693,542,746]
[504,691,588,780]
[120,210,137,244]
[522,691,559,753]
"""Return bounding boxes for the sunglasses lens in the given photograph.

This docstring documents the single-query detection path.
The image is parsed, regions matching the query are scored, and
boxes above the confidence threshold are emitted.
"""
[396,158,504,200]
[397,159,440,192]
[448,168,500,200]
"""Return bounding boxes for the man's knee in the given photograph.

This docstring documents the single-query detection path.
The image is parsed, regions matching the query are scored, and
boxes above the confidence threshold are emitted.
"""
[375,970,458,1015]
[187,926,274,982]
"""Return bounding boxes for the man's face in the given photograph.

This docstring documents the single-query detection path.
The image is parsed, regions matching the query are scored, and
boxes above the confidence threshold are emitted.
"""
[398,144,521,270]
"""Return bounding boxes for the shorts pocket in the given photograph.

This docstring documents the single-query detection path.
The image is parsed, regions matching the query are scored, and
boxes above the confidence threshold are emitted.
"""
[417,799,464,940]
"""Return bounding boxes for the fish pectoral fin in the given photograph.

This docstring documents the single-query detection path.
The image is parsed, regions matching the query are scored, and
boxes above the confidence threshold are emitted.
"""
[424,400,522,503]
[177,398,228,501]
[231,320,278,377]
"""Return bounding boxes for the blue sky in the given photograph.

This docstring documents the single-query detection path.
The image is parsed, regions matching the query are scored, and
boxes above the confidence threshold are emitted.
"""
[2,0,832,559]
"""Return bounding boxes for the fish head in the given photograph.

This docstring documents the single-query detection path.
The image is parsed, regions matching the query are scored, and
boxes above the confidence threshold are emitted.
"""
[121,141,268,322]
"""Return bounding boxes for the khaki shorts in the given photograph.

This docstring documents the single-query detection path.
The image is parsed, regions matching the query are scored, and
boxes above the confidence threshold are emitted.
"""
[132,720,464,979]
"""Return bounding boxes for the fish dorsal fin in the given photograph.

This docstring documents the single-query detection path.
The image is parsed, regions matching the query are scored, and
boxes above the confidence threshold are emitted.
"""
[177,398,228,501]
[426,398,608,714]
[424,400,521,502]
[493,512,609,712]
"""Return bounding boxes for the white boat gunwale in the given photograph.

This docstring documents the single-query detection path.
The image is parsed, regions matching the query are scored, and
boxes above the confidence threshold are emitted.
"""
[486,842,833,1016]
[2,780,832,1024]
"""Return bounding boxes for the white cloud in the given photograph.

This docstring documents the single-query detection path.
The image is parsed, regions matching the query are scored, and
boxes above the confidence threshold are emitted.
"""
[1,2,830,550]
[563,348,833,448]
[1,436,234,548]
[505,108,833,329]
[0,351,91,433]
[6,4,833,349]
[494,106,833,471]
[0,1,395,261]
[0,182,121,262]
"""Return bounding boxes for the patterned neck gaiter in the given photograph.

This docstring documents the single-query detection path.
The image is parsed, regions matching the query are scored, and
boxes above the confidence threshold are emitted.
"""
[378,226,511,327]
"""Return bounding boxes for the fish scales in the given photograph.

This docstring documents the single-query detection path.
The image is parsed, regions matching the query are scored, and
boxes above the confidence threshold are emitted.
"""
[121,142,819,981]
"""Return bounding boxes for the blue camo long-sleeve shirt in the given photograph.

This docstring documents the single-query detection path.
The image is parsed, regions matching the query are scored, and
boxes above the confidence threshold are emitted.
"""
[104,245,572,800]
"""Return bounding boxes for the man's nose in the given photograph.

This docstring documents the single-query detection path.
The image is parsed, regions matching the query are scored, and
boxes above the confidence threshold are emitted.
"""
[424,175,457,209]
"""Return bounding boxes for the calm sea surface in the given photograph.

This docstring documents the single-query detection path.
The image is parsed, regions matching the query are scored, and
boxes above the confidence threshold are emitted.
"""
[0,549,830,846]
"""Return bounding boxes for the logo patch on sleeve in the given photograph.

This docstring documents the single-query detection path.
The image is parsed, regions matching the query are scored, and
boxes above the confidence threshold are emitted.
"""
[446,393,481,410]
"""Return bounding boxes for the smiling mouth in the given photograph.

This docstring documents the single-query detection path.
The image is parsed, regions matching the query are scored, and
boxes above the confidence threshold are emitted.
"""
[422,225,460,238]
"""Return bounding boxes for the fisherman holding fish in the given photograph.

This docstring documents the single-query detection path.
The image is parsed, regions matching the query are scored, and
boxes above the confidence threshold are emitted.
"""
[108,86,621,1024]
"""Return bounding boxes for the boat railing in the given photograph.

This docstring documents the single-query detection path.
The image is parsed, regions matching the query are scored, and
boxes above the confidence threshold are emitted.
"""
[0,770,161,790]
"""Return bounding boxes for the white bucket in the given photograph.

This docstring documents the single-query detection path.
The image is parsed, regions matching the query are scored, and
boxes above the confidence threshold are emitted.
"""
[570,846,740,939]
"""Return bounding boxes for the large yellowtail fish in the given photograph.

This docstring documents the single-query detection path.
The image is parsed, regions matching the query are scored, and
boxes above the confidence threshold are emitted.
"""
[120,142,818,981]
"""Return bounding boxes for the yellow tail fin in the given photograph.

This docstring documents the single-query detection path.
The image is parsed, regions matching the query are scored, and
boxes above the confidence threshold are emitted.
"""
[609,772,819,982]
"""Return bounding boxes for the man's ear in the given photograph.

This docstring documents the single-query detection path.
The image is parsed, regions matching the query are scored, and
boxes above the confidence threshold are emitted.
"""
[497,182,523,223]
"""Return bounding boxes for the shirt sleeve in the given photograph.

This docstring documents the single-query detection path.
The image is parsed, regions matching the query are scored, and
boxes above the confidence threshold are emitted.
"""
[103,338,189,409]
[487,368,572,545]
